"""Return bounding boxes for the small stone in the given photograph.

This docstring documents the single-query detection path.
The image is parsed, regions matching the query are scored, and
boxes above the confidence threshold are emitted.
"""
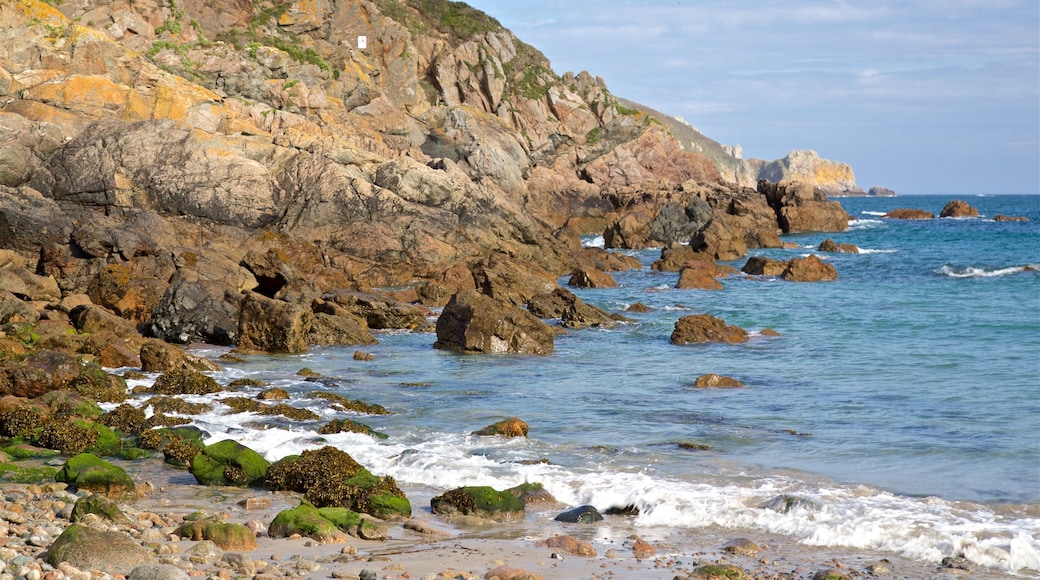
[359,570,377,580]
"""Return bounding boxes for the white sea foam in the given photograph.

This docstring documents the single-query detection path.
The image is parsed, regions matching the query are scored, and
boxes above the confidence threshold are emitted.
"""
[937,265,1035,278]
[860,211,887,216]
[846,218,884,230]
[582,235,605,248]
[857,248,897,254]
[170,399,1040,574]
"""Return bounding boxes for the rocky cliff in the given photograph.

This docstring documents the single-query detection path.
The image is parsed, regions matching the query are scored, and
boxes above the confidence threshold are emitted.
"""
[749,150,863,196]
[0,0,848,352]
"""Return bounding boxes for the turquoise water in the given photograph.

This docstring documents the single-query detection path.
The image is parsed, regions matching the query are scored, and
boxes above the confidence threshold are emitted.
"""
[166,194,1039,573]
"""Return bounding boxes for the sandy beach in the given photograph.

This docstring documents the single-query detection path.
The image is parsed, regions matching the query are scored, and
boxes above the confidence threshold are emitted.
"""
[0,457,1019,580]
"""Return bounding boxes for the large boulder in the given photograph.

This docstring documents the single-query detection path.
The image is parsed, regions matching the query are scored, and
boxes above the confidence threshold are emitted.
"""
[269,500,383,543]
[317,291,428,330]
[236,291,312,353]
[741,256,789,277]
[434,290,555,355]
[676,261,724,290]
[174,516,257,551]
[45,524,155,575]
[817,238,859,254]
[568,267,617,289]
[670,314,749,345]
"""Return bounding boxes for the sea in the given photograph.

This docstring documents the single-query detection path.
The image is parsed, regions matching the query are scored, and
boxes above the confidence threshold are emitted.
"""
[123,194,1040,575]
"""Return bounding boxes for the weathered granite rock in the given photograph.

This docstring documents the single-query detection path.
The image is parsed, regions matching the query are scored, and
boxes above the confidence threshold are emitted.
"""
[940,200,980,218]
[884,208,934,220]
[670,314,748,345]
[236,292,312,353]
[307,311,378,346]
[434,290,554,355]
[754,150,860,196]
[128,564,191,580]
[318,290,428,330]
[45,524,155,575]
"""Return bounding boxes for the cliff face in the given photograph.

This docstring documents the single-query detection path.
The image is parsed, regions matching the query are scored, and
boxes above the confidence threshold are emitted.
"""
[0,0,727,283]
[750,150,863,196]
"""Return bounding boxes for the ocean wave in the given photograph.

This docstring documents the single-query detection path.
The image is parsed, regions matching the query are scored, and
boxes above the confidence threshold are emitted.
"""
[858,248,897,254]
[582,235,605,248]
[937,265,1037,278]
[847,219,884,230]
[860,211,888,216]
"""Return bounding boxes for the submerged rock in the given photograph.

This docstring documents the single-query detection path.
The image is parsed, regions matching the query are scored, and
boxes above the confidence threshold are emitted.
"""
[817,238,859,253]
[473,417,529,438]
[884,208,934,220]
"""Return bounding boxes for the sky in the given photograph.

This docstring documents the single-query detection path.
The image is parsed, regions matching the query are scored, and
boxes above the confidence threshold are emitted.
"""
[463,0,1040,195]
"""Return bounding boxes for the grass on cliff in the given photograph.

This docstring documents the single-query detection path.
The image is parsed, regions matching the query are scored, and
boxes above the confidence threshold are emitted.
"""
[373,0,503,46]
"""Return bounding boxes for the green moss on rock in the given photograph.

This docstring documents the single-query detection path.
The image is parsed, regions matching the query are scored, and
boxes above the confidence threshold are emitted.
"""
[269,501,348,543]
[317,418,388,439]
[55,453,135,499]
[264,446,410,519]
[430,486,525,521]
[151,368,222,395]
[309,391,390,415]
[0,462,58,483]
[190,439,269,487]
[175,518,258,550]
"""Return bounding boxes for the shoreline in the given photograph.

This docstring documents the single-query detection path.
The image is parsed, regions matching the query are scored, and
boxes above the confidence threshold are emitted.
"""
[1,457,1023,580]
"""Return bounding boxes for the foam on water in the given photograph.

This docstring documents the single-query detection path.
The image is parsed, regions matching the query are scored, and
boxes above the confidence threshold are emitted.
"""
[936,264,1036,278]
[582,235,605,248]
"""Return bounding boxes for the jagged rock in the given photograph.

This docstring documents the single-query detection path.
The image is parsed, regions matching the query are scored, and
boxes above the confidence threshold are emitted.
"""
[237,292,312,354]
[653,244,712,272]
[884,208,934,220]
[0,265,60,302]
[758,179,849,233]
[139,340,219,373]
[782,255,838,282]
[670,314,749,345]
[576,247,642,272]
[940,200,980,218]
[149,280,242,345]
[308,311,378,346]
[754,150,860,196]
[471,254,559,307]
[868,186,896,197]
[434,290,554,355]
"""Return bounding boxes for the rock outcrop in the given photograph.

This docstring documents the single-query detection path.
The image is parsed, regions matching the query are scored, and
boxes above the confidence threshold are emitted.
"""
[884,208,934,220]
[940,200,980,218]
